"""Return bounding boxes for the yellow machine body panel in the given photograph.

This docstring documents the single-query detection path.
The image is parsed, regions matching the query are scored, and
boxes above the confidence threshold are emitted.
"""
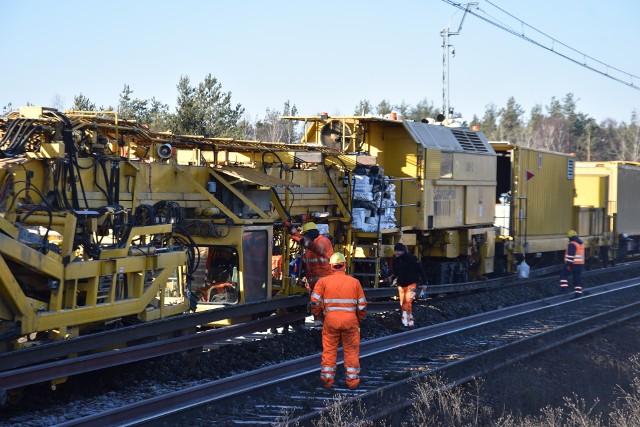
[574,175,608,208]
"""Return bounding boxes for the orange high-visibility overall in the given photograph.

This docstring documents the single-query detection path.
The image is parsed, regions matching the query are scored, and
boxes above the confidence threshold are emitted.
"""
[311,271,367,389]
[293,233,334,289]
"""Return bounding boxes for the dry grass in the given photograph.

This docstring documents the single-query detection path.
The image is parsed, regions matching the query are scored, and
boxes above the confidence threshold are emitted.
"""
[407,376,493,426]
[278,395,372,427]
[295,354,640,427]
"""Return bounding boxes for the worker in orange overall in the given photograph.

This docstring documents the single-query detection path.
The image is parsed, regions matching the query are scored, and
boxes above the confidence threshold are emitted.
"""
[286,221,334,326]
[560,230,585,298]
[310,252,367,389]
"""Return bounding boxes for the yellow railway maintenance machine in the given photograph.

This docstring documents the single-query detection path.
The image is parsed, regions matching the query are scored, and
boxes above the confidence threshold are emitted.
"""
[284,114,498,285]
[0,107,190,352]
[0,106,351,352]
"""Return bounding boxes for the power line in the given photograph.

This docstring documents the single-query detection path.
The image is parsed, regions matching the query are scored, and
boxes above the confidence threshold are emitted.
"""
[440,0,640,91]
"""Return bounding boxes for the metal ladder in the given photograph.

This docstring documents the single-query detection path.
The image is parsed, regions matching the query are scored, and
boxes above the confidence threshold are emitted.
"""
[351,233,381,287]
[349,175,419,287]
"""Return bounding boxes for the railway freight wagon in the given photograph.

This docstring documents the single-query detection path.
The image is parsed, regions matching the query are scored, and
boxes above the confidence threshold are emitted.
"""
[284,115,497,285]
[491,143,585,273]
[574,161,640,262]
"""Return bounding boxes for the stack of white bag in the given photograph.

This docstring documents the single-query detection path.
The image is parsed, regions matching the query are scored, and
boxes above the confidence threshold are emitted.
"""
[352,208,367,230]
[351,172,397,232]
[376,181,397,228]
[352,175,373,201]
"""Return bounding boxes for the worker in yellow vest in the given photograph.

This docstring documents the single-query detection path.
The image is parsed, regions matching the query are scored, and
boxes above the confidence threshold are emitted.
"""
[560,230,585,298]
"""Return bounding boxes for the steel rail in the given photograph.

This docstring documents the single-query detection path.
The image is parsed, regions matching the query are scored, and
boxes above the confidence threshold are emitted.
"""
[0,312,304,390]
[344,298,640,426]
[4,260,637,372]
[0,294,308,372]
[365,260,640,299]
[55,277,640,426]
[2,258,637,403]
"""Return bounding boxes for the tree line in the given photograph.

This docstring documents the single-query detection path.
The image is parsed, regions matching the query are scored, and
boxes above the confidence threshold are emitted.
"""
[2,74,299,144]
[354,93,639,162]
[3,74,638,162]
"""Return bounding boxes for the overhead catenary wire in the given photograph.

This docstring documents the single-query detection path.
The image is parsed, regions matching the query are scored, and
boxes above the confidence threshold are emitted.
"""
[441,0,640,91]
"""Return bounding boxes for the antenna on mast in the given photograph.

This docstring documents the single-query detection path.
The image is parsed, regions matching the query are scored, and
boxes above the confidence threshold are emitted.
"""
[441,2,477,119]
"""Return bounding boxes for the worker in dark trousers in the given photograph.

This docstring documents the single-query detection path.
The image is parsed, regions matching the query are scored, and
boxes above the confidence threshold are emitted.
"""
[387,243,427,328]
[310,252,367,389]
[560,230,585,298]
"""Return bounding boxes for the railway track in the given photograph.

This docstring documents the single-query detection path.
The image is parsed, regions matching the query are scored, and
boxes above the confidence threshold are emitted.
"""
[0,295,309,373]
[0,263,638,425]
[50,276,640,426]
[2,259,633,377]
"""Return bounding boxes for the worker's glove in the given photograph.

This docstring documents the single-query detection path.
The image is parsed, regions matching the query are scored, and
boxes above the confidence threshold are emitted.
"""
[285,221,298,235]
[566,265,572,271]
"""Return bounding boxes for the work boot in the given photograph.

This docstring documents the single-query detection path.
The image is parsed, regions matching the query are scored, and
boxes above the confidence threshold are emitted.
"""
[572,293,582,299]
[402,310,409,326]
[407,314,415,328]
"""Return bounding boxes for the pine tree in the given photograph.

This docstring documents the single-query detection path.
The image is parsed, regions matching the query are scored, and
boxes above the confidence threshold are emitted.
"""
[172,74,245,138]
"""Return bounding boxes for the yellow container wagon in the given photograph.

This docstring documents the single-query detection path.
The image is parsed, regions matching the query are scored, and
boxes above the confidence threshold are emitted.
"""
[491,142,578,273]
[575,161,640,262]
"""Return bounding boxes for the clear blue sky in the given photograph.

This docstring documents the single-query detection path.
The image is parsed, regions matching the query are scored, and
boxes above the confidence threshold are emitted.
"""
[2,0,638,124]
